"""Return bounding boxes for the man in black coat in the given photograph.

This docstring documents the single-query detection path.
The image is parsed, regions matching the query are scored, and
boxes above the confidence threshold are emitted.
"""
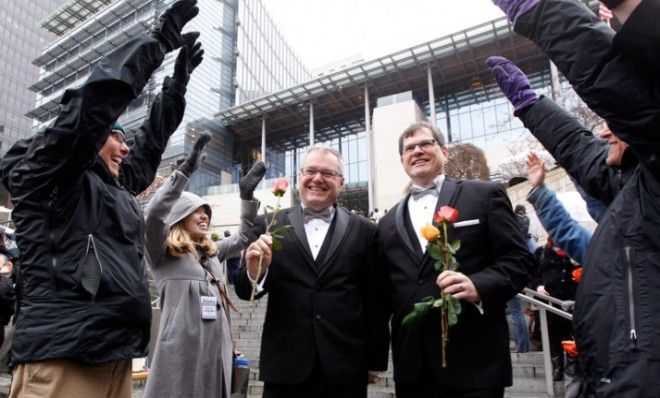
[375,121,536,397]
[234,147,389,398]
[490,0,660,395]
[0,1,202,396]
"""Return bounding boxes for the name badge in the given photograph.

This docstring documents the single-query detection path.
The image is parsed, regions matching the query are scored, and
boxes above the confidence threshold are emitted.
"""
[201,295,217,320]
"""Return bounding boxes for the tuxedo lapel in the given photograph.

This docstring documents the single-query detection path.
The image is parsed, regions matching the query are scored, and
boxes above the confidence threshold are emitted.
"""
[317,206,350,278]
[419,178,462,275]
[395,196,423,264]
[287,206,316,272]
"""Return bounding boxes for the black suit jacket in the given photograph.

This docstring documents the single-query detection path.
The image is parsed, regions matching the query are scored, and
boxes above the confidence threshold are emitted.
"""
[376,178,536,389]
[235,205,389,385]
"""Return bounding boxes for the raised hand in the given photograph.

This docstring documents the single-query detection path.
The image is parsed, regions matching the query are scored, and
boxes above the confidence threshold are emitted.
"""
[491,0,540,23]
[178,131,211,177]
[239,161,266,200]
[487,56,538,112]
[173,40,204,85]
[151,0,200,52]
[525,151,546,188]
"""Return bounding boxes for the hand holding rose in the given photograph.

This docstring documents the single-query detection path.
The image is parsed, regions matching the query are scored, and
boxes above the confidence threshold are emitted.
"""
[246,234,272,281]
[437,271,480,303]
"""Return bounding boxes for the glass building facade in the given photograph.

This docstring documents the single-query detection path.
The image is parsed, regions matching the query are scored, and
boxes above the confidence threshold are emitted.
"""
[222,67,576,214]
[27,0,310,195]
[0,0,66,156]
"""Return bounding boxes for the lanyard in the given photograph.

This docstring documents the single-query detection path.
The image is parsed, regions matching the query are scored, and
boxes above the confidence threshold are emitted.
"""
[199,253,237,313]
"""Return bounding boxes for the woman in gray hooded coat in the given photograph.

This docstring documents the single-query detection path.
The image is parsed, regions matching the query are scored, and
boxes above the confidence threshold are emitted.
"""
[143,133,266,398]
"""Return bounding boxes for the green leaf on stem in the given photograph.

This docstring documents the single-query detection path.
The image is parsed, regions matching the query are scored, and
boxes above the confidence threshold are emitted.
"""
[427,244,442,261]
[270,224,292,235]
[446,296,462,326]
[450,240,461,253]
[449,257,460,271]
[272,239,283,251]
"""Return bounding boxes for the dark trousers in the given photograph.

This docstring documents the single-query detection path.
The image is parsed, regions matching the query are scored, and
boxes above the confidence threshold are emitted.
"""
[396,382,504,398]
[395,361,504,398]
[263,356,367,398]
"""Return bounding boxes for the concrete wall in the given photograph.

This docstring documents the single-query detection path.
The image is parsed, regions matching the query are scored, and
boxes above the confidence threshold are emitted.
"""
[371,99,427,212]
[205,183,293,234]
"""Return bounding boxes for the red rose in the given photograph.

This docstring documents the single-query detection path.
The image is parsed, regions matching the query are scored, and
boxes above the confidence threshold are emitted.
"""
[434,206,459,225]
[272,179,289,197]
[572,267,583,283]
[562,340,579,357]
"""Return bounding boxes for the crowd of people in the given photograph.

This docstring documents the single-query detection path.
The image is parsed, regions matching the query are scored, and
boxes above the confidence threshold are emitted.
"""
[0,0,656,397]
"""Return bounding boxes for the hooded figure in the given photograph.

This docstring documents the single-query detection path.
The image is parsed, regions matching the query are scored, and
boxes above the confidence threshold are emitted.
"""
[143,140,265,398]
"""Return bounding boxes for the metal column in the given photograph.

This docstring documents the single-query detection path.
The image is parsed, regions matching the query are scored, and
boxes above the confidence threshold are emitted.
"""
[309,102,315,146]
[427,65,436,126]
[549,61,563,106]
[364,86,374,214]
[261,118,266,163]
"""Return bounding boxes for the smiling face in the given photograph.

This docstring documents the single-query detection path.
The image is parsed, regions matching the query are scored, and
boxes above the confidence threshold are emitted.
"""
[98,129,129,178]
[183,206,211,241]
[599,127,628,167]
[400,126,448,187]
[298,148,345,212]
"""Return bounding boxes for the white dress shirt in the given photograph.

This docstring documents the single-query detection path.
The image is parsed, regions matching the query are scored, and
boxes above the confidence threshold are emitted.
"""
[303,206,335,260]
[407,175,445,253]
[247,205,335,291]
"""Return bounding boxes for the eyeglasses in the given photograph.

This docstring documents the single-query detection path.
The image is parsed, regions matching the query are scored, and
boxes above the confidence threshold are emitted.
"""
[110,129,125,144]
[402,139,436,154]
[300,167,342,179]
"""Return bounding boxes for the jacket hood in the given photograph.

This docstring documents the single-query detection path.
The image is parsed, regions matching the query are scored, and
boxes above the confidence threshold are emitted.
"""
[165,191,212,228]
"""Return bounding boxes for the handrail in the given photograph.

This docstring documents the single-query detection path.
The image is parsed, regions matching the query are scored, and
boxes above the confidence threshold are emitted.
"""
[515,288,575,396]
[520,287,573,320]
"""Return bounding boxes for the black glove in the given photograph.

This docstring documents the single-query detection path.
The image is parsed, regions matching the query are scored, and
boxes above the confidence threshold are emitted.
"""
[178,131,212,177]
[173,40,204,86]
[239,161,266,200]
[151,0,200,52]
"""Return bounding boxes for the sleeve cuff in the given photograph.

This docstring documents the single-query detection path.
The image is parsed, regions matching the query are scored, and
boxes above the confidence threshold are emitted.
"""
[246,268,268,293]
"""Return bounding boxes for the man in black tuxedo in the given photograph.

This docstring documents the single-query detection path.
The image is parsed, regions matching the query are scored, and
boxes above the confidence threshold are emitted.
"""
[234,147,389,398]
[376,121,536,397]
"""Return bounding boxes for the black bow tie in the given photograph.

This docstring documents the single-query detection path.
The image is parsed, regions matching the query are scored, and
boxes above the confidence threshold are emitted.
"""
[303,207,333,223]
[410,184,438,199]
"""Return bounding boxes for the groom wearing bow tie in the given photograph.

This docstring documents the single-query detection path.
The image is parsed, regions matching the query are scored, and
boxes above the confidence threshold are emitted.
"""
[235,147,389,398]
[375,121,536,397]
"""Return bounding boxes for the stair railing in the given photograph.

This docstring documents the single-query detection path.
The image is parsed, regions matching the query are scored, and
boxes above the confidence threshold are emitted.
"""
[517,287,574,397]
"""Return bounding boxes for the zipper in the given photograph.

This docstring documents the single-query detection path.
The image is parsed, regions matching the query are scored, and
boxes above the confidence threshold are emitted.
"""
[50,230,57,269]
[87,234,103,276]
[624,245,637,347]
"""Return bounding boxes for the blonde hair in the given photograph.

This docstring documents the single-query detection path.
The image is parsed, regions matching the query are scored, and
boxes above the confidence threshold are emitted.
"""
[166,222,218,260]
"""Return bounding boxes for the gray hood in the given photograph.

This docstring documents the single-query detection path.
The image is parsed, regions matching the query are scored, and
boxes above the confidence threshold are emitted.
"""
[164,191,212,228]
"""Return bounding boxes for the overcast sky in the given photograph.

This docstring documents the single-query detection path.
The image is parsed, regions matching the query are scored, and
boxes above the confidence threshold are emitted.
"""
[261,0,504,70]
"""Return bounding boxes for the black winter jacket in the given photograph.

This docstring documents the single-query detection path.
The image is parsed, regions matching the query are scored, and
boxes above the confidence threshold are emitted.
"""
[0,35,186,364]
[515,1,660,395]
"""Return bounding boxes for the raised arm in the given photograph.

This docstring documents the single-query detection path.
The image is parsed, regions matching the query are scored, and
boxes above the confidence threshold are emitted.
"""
[214,162,266,261]
[492,0,660,153]
[487,56,619,205]
[525,152,592,264]
[144,131,211,267]
[121,38,204,194]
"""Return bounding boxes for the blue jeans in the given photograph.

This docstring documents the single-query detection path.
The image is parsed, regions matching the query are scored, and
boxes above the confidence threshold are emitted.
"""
[507,296,530,352]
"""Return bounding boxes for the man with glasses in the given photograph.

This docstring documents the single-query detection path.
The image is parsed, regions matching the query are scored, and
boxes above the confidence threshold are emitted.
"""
[375,121,536,397]
[234,147,389,398]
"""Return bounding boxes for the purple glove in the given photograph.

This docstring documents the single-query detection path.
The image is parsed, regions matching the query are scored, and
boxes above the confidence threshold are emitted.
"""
[487,56,538,112]
[492,0,540,23]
